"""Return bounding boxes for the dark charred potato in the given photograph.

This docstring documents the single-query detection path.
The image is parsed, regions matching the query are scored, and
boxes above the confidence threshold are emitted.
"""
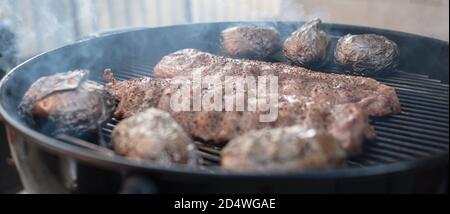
[221,25,281,60]
[283,19,330,68]
[334,34,400,76]
[18,70,115,136]
[221,126,346,172]
[112,108,194,164]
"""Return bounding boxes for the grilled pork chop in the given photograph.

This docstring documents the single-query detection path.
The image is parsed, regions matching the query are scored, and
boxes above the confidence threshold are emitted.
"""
[105,49,401,155]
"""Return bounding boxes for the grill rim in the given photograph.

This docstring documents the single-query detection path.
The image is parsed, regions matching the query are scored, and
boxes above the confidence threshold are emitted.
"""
[2,119,448,179]
[0,22,448,180]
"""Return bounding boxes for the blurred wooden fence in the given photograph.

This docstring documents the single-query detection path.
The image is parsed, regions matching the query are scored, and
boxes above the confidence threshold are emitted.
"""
[1,0,448,58]
[1,0,282,57]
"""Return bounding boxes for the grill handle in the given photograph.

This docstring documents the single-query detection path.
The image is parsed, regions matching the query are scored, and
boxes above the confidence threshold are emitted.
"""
[119,175,158,194]
[53,135,158,194]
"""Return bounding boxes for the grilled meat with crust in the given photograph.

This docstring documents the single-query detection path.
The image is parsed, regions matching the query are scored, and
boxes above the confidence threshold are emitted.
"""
[221,125,347,172]
[105,49,401,155]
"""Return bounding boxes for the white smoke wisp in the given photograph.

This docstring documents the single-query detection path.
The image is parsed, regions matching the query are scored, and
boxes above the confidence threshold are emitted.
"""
[275,0,329,23]
[0,0,80,58]
[0,0,11,21]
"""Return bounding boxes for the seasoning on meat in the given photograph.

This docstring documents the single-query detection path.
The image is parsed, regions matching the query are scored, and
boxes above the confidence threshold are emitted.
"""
[19,70,115,136]
[112,108,193,163]
[104,69,171,118]
[283,19,330,68]
[221,125,347,172]
[334,34,400,76]
[221,25,281,60]
[105,49,401,155]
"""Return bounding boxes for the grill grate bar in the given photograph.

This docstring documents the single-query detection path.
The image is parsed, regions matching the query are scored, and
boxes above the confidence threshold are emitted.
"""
[120,69,154,77]
[401,106,449,118]
[193,142,222,154]
[390,71,441,81]
[397,90,448,102]
[374,126,448,143]
[114,72,149,80]
[387,83,448,96]
[196,150,221,163]
[392,70,430,78]
[390,75,443,83]
[376,131,448,150]
[101,127,113,134]
[377,77,449,89]
[373,121,448,138]
[376,136,444,154]
[365,146,418,161]
[390,76,444,84]
[370,141,431,158]
[400,99,448,111]
[389,114,448,128]
[396,111,449,123]
[395,87,449,99]
[379,118,448,132]
[378,74,448,84]
[123,63,154,70]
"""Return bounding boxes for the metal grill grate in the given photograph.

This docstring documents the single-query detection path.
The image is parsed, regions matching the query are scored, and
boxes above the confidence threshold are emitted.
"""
[101,62,449,169]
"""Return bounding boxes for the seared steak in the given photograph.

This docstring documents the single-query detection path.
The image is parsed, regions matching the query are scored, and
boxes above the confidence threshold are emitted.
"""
[104,69,171,118]
[154,49,400,117]
[221,125,347,172]
[106,49,401,155]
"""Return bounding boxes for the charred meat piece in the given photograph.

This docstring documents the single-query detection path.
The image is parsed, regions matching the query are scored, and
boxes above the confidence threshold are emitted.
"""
[18,70,115,136]
[221,25,280,60]
[153,49,400,117]
[221,126,347,172]
[334,34,400,76]
[112,108,193,163]
[104,69,170,118]
[283,19,330,68]
[106,49,400,155]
